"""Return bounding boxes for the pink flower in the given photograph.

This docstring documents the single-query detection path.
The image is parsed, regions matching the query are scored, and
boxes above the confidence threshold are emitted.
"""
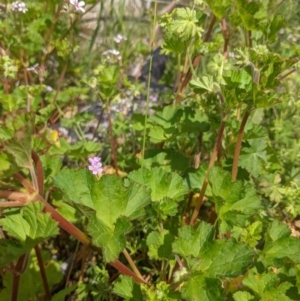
[88,157,103,175]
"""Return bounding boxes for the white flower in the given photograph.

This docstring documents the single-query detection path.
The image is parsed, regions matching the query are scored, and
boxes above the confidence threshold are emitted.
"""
[103,49,121,61]
[110,49,120,56]
[70,0,85,13]
[12,1,28,13]
[114,34,127,44]
[103,49,120,56]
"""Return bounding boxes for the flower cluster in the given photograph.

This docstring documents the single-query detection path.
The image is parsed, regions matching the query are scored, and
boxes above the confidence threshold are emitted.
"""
[11,1,28,13]
[88,157,103,175]
[103,49,121,61]
[114,34,127,44]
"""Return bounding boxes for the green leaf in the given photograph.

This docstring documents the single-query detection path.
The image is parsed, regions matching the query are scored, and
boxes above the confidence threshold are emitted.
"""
[113,275,143,301]
[181,273,223,301]
[54,170,151,262]
[243,269,293,301]
[168,8,204,41]
[40,155,62,182]
[198,239,254,277]
[233,291,255,301]
[0,202,58,245]
[208,167,244,204]
[147,105,209,144]
[204,0,231,19]
[239,138,268,178]
[172,223,214,257]
[236,0,265,30]
[87,215,131,262]
[22,202,59,240]
[50,284,78,301]
[223,69,252,93]
[142,149,190,173]
[0,240,27,268]
[261,223,300,267]
[52,199,78,224]
[128,167,188,202]
[208,167,261,227]
[241,221,263,247]
[124,181,152,219]
[3,114,34,169]
[54,170,151,226]
[146,230,174,260]
[53,169,97,211]
[67,141,101,158]
[183,164,212,196]
[268,220,291,241]
[91,176,128,227]
[153,198,179,219]
[0,153,12,177]
[259,174,283,203]
[267,15,286,42]
[148,125,174,144]
[190,76,216,94]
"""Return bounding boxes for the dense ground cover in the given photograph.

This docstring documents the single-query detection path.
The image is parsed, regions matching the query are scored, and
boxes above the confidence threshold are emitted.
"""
[0,0,300,300]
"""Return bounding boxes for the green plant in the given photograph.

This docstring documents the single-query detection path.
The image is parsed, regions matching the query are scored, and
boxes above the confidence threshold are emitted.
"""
[1,0,300,300]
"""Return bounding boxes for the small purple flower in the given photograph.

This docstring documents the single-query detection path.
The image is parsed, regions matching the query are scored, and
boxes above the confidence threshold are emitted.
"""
[149,94,158,102]
[45,86,53,92]
[88,157,103,175]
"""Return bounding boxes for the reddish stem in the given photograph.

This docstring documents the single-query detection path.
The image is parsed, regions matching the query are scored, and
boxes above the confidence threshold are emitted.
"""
[279,68,296,81]
[52,62,67,106]
[11,254,27,301]
[232,109,250,181]
[13,173,36,194]
[0,191,30,203]
[34,245,51,300]
[221,18,229,59]
[31,150,44,196]
[4,78,9,94]
[190,120,226,226]
[248,31,252,48]
[109,260,145,284]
